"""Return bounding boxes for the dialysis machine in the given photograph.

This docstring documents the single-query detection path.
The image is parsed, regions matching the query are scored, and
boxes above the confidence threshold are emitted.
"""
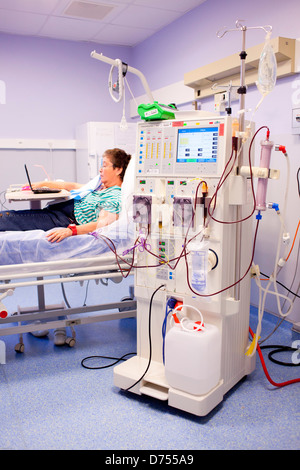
[114,112,256,416]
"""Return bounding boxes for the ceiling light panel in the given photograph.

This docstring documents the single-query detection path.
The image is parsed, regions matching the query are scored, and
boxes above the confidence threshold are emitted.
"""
[63,1,115,20]
[41,15,105,40]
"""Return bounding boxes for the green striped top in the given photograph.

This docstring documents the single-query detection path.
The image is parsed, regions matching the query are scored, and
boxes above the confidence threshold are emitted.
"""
[74,185,121,225]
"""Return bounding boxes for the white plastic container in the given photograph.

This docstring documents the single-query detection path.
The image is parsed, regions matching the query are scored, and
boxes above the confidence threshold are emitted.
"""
[165,322,221,396]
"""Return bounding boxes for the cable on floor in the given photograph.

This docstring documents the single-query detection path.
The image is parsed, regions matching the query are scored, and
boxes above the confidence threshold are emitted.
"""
[81,352,136,370]
[260,344,300,367]
[249,327,300,387]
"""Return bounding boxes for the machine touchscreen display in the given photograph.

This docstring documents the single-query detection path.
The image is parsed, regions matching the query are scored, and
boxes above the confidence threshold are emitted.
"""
[176,127,218,164]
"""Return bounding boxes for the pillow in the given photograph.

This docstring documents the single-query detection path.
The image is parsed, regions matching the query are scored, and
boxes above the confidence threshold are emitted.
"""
[119,153,135,221]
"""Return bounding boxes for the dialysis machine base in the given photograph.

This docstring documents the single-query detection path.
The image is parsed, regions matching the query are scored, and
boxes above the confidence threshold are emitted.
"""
[114,112,256,416]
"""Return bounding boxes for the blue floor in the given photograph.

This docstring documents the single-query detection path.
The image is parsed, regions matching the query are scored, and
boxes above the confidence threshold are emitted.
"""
[0,278,299,450]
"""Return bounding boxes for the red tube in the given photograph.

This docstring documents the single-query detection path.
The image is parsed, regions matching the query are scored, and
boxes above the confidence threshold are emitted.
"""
[249,328,300,388]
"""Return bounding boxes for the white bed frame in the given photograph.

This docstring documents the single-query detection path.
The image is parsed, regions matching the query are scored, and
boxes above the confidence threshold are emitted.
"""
[0,252,136,362]
[0,151,137,363]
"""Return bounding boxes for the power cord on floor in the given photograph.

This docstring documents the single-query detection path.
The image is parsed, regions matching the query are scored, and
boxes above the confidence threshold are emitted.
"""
[81,352,136,370]
[124,284,165,391]
[81,284,165,394]
[260,344,300,367]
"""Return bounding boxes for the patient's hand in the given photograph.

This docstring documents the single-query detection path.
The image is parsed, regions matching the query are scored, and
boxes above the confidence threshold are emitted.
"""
[31,181,47,190]
[46,227,72,243]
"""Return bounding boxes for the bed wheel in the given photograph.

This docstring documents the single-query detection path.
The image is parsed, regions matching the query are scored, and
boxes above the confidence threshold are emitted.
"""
[66,337,76,347]
[15,343,24,353]
[119,296,135,312]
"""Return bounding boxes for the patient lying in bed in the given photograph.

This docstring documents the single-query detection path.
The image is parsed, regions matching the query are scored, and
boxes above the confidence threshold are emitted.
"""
[0,148,131,241]
[0,149,135,265]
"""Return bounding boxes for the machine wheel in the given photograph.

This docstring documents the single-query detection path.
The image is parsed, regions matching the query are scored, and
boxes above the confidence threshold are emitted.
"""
[66,337,76,347]
[14,343,24,353]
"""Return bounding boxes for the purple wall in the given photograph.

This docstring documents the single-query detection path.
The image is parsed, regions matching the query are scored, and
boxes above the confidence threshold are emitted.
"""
[0,34,133,139]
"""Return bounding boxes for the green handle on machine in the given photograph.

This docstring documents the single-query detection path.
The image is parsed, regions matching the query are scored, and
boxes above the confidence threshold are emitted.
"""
[137,101,176,121]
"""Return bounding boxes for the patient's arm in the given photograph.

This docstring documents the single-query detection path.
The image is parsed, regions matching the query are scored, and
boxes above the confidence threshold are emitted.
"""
[46,209,119,243]
[95,209,119,229]
[32,181,83,191]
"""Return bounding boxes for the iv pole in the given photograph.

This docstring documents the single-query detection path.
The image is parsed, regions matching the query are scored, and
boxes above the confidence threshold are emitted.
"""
[217,20,272,149]
[217,20,272,300]
[90,50,154,103]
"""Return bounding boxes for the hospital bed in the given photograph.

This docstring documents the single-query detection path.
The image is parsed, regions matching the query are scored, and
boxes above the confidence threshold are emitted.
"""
[0,156,136,361]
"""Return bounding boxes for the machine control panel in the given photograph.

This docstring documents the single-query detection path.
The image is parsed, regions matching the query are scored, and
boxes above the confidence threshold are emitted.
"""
[137,118,227,177]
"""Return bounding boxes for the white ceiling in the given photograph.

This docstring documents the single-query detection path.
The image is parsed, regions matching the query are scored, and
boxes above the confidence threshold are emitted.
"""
[0,0,207,47]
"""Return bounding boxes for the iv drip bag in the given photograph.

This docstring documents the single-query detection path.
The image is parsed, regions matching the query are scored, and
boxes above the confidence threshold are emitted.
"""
[256,32,277,95]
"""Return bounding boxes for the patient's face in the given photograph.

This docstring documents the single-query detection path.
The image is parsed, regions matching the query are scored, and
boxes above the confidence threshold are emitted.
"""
[100,155,121,188]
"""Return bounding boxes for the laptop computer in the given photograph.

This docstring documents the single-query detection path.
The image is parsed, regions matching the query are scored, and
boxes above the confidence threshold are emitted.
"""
[24,164,61,194]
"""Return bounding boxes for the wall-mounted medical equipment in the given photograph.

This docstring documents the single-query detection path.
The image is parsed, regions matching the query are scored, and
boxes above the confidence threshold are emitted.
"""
[113,112,257,416]
[91,51,177,122]
[91,51,155,129]
[91,51,154,104]
[184,36,296,101]
[212,82,240,115]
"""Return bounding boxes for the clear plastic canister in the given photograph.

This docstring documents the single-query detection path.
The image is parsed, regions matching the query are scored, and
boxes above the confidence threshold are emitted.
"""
[256,139,274,211]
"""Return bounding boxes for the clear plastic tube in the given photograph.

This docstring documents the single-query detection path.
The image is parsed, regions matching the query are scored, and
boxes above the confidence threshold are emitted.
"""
[248,152,293,357]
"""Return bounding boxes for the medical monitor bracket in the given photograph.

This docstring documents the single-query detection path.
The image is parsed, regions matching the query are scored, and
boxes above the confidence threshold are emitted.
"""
[91,51,154,104]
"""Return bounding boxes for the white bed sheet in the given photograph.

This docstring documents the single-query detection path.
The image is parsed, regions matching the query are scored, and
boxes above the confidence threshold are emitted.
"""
[0,220,133,266]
